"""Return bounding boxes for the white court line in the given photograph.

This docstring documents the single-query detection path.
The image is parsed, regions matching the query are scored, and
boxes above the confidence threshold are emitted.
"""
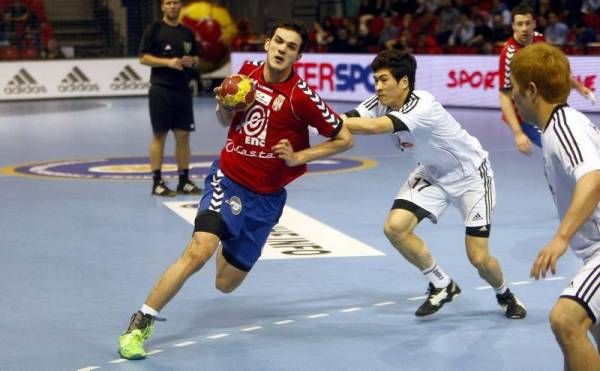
[207,333,230,339]
[341,307,362,313]
[373,301,396,306]
[147,349,164,355]
[173,341,196,347]
[544,276,565,281]
[79,277,562,370]
[241,326,262,332]
[307,313,329,319]
[274,319,295,325]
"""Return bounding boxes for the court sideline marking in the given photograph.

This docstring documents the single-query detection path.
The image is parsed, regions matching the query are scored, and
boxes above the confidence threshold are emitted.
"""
[77,277,565,371]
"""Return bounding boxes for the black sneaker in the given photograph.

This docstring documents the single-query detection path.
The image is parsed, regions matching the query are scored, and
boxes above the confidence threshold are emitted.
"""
[177,179,202,195]
[415,280,461,317]
[496,289,527,319]
[151,180,176,197]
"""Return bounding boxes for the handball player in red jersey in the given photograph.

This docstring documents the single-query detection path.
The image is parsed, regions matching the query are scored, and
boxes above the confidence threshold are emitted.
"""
[117,18,353,360]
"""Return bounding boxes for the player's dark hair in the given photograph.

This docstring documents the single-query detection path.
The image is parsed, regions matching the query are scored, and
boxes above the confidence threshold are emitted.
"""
[370,49,416,91]
[268,18,309,52]
[511,2,535,22]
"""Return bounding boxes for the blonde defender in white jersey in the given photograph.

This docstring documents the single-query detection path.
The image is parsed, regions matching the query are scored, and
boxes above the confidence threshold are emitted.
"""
[511,42,600,371]
[343,49,527,319]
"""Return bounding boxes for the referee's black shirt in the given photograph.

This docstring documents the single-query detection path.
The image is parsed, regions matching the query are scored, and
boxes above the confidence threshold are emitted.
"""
[139,20,199,89]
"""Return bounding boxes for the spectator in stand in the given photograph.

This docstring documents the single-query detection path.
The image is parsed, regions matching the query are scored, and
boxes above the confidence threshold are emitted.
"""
[390,0,418,16]
[0,10,9,47]
[358,0,392,17]
[575,20,597,46]
[311,21,334,52]
[545,11,569,46]
[416,0,441,15]
[490,14,511,44]
[414,33,442,54]
[385,28,414,53]
[448,13,475,47]
[491,0,512,26]
[329,26,355,53]
[468,15,493,51]
[40,38,65,59]
[581,0,600,13]
[378,13,399,49]
[4,0,31,49]
[434,0,461,46]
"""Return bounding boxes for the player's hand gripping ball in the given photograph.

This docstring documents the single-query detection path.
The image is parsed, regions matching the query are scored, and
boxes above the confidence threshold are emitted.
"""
[218,74,256,111]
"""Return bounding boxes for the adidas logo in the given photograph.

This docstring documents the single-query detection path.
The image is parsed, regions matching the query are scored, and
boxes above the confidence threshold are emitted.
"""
[478,226,488,232]
[58,66,99,92]
[110,65,150,90]
[472,213,483,222]
[3,68,46,95]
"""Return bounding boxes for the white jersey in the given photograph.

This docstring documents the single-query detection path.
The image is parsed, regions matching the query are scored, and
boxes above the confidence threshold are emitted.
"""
[542,104,600,261]
[353,90,488,184]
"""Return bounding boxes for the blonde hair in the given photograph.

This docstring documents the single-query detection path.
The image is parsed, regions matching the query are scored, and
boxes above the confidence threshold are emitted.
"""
[511,43,571,103]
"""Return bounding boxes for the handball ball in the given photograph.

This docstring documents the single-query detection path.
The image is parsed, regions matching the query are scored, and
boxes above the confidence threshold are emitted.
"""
[180,1,238,73]
[219,74,256,111]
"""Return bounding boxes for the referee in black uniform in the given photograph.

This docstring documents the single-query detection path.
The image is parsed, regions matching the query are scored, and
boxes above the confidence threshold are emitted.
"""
[139,0,202,196]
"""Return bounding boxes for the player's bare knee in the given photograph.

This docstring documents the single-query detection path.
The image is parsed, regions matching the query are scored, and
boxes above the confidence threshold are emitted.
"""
[215,278,239,294]
[549,304,578,341]
[468,253,488,271]
[383,221,410,245]
[182,239,211,270]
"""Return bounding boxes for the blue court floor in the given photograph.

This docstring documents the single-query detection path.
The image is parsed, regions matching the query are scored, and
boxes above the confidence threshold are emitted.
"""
[0,96,598,371]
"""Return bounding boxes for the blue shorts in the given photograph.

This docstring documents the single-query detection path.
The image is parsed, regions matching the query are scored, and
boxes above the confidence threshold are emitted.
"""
[522,121,542,147]
[194,161,286,272]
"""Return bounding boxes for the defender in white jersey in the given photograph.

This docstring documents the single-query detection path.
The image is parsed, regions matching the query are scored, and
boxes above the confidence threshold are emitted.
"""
[343,50,526,319]
[511,42,600,371]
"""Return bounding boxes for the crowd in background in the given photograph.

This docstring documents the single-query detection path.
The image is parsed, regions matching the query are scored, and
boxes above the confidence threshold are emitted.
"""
[232,0,600,55]
[0,0,61,59]
[1,0,600,60]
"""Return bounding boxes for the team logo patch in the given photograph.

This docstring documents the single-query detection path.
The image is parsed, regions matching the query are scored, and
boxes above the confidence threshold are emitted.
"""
[226,196,242,215]
[1,155,375,180]
[272,94,285,111]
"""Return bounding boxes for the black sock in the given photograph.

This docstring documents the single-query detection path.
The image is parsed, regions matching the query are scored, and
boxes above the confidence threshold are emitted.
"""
[178,169,189,184]
[152,170,161,185]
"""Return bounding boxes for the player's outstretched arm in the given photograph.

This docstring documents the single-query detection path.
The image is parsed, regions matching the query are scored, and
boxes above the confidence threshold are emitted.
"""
[531,170,600,279]
[570,76,596,104]
[272,125,353,167]
[343,115,394,134]
[499,90,532,156]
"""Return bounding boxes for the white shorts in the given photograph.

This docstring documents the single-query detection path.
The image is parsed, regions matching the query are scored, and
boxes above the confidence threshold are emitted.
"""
[561,252,600,323]
[394,159,495,227]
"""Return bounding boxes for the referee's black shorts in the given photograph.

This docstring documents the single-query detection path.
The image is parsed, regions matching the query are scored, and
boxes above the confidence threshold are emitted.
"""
[149,84,195,134]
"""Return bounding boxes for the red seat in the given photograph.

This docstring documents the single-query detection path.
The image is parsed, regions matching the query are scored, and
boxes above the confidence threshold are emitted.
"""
[0,46,20,60]
[21,46,38,59]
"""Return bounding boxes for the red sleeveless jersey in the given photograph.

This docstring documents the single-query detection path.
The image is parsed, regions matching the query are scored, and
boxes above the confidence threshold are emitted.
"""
[498,32,546,92]
[219,61,343,194]
[498,32,545,124]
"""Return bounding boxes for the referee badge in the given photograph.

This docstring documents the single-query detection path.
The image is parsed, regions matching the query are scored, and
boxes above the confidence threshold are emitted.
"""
[272,94,285,111]
[183,42,192,54]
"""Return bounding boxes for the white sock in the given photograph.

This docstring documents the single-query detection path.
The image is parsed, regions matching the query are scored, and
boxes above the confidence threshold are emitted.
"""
[140,304,159,316]
[494,282,508,295]
[422,262,451,288]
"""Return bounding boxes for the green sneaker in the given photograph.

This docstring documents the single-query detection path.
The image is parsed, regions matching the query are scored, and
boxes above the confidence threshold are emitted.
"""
[118,311,159,360]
